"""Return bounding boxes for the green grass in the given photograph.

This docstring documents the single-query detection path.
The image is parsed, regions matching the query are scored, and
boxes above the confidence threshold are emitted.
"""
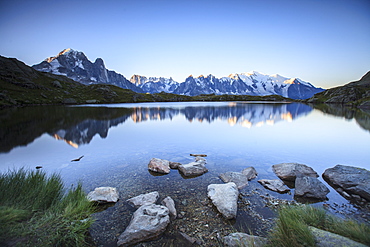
[0,168,96,246]
[266,205,370,247]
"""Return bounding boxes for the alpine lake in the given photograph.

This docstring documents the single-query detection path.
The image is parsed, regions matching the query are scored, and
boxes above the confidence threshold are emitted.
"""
[1,101,370,246]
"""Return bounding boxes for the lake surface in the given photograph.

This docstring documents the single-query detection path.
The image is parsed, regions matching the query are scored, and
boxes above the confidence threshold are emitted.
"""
[1,102,369,246]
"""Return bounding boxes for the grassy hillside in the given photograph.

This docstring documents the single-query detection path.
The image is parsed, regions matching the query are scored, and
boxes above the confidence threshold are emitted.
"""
[305,71,370,108]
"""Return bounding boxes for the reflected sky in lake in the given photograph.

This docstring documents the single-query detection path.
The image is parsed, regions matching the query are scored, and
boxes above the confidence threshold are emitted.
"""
[0,102,369,201]
[1,101,370,245]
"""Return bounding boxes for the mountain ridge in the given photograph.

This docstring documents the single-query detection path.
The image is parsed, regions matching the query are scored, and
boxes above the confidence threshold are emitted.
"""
[33,49,324,99]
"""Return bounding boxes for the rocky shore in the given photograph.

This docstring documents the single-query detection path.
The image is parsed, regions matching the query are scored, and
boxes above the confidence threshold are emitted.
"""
[87,157,370,246]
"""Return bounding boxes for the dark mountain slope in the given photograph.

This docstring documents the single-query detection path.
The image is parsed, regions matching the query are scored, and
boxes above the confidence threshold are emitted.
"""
[306,71,370,108]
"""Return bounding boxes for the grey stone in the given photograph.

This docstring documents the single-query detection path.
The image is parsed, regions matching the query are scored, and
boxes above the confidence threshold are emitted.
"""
[258,179,290,193]
[169,161,181,169]
[148,158,170,174]
[323,165,370,202]
[87,187,119,203]
[117,203,170,246]
[223,232,267,247]
[309,226,367,247]
[178,161,208,177]
[127,191,159,208]
[295,176,329,200]
[241,167,258,180]
[272,163,318,182]
[219,172,249,189]
[162,196,177,220]
[207,182,239,219]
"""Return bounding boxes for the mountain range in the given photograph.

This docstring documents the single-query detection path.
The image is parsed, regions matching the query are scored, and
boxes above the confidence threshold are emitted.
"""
[33,49,324,99]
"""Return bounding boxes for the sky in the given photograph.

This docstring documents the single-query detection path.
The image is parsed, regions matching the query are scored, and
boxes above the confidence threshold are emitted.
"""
[0,0,369,89]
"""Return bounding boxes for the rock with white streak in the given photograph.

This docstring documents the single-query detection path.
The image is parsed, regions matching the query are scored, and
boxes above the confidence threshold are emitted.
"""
[178,161,208,177]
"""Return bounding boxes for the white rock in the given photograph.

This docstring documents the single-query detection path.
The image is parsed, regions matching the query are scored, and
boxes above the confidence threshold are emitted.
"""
[207,182,239,219]
[127,191,159,208]
[87,187,119,203]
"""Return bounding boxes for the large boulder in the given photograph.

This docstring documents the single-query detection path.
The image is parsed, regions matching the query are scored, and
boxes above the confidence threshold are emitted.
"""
[117,203,170,246]
[294,176,329,200]
[207,182,239,219]
[322,165,370,202]
[148,158,170,174]
[241,167,258,180]
[258,179,290,193]
[178,161,208,177]
[219,172,249,189]
[87,187,119,203]
[272,163,318,182]
[223,232,267,247]
[162,196,177,220]
[127,191,159,208]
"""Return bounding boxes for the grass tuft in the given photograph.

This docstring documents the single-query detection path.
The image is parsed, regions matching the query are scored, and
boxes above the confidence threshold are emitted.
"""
[0,168,95,246]
[267,204,370,246]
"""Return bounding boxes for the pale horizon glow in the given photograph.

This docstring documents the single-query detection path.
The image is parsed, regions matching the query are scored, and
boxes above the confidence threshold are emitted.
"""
[0,0,369,89]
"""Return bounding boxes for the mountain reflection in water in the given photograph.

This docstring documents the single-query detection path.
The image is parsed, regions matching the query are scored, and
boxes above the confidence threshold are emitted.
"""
[0,102,313,152]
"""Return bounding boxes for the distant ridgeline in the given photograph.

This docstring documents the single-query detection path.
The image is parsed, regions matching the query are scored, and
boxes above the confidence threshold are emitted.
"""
[33,48,325,100]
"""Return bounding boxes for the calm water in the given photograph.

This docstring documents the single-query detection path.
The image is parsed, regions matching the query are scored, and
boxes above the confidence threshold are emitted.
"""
[1,102,369,246]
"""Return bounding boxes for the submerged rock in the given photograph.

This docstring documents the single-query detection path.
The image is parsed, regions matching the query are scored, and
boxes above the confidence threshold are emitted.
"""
[87,187,119,203]
[219,172,249,189]
[207,182,239,219]
[294,176,329,200]
[162,196,177,220]
[258,179,290,193]
[309,226,367,247]
[127,191,159,208]
[242,167,258,180]
[148,158,170,174]
[322,165,370,202]
[272,163,318,182]
[223,232,267,247]
[178,161,208,177]
[117,203,170,246]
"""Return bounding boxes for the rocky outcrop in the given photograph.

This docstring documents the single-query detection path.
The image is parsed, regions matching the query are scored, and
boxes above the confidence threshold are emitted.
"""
[162,196,177,220]
[148,158,171,174]
[294,176,329,200]
[219,172,249,189]
[323,165,370,203]
[87,187,119,203]
[127,191,159,208]
[258,179,290,193]
[272,163,318,182]
[309,226,367,247]
[117,203,170,246]
[178,161,208,177]
[207,182,239,219]
[223,232,267,247]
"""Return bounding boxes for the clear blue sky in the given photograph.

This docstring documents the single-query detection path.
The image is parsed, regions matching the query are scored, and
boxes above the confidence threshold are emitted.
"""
[0,0,369,88]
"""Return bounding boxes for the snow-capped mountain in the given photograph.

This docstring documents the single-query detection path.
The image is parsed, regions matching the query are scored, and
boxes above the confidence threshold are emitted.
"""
[33,49,323,99]
[33,48,142,92]
[172,72,324,99]
[129,75,179,94]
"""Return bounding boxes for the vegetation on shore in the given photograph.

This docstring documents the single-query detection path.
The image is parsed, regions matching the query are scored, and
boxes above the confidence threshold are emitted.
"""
[0,168,95,246]
[266,204,370,247]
